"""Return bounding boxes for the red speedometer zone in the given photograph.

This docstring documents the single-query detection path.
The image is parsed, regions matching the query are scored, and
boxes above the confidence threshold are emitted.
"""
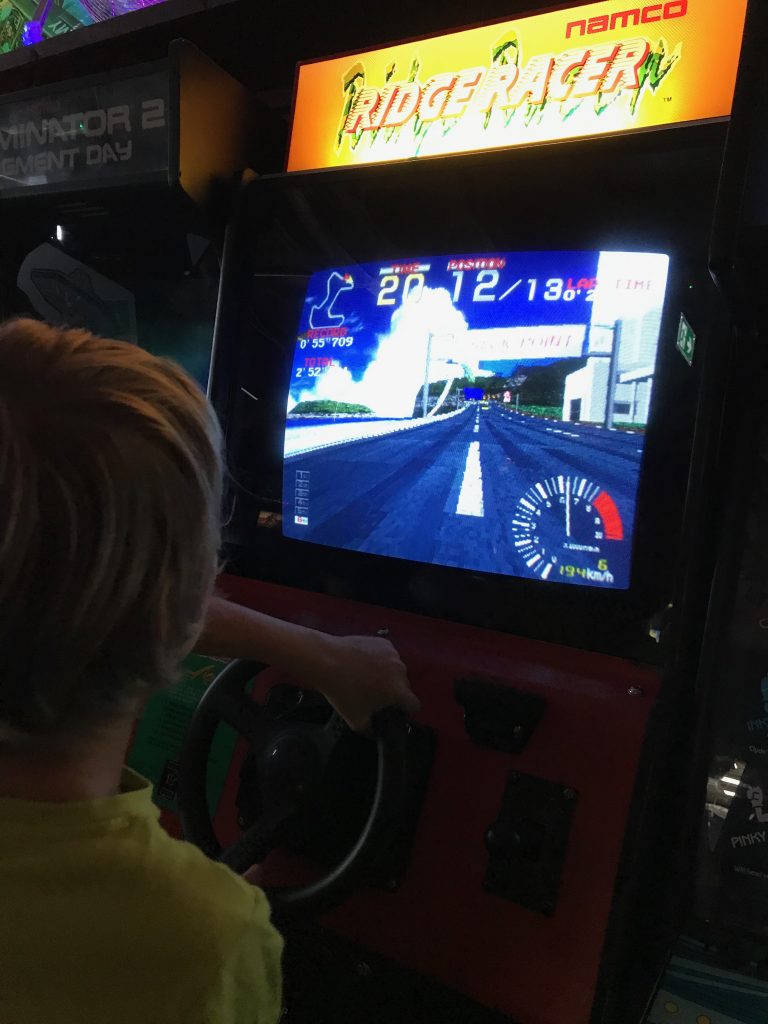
[593,490,624,541]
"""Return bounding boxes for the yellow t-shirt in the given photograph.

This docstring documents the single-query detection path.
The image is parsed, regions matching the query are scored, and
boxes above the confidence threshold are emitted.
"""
[0,769,283,1024]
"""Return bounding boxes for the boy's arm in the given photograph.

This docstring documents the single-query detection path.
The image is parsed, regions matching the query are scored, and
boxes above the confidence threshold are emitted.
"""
[195,595,420,732]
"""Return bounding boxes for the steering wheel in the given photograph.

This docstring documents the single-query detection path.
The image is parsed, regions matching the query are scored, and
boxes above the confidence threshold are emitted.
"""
[178,659,408,922]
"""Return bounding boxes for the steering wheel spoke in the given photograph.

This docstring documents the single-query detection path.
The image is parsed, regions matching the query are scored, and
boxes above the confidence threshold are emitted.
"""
[208,687,276,745]
[220,806,298,873]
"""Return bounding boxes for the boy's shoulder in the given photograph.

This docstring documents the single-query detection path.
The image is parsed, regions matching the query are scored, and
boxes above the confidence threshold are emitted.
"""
[120,813,268,941]
[114,825,284,1020]
[0,784,283,1024]
[112,770,263,936]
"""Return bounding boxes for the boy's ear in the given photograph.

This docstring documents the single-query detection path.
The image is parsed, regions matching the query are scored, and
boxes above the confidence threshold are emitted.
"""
[153,569,210,666]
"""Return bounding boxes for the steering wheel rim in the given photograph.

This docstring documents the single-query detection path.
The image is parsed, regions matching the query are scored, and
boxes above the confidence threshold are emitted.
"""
[178,659,408,922]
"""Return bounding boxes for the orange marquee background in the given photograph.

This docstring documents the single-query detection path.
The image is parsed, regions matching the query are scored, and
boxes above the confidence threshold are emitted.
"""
[287,0,747,172]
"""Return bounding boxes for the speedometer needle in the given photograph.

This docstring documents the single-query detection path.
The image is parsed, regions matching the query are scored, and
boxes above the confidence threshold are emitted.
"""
[566,476,571,538]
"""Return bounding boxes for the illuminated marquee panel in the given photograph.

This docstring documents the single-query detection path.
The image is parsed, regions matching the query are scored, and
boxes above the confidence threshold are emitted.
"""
[288,0,747,171]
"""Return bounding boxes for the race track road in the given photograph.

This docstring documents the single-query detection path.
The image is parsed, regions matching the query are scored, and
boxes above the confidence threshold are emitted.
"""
[284,404,644,582]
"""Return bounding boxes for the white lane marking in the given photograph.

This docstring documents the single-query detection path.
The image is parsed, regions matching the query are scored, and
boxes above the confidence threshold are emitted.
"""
[473,423,479,433]
[456,441,484,517]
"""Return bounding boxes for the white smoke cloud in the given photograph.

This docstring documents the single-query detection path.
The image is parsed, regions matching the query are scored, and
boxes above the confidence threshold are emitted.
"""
[290,286,490,418]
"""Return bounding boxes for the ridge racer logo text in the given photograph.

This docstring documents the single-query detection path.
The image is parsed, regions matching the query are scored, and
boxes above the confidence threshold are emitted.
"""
[344,37,654,135]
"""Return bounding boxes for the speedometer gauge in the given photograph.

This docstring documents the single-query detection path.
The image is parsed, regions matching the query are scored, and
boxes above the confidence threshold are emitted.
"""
[512,476,624,585]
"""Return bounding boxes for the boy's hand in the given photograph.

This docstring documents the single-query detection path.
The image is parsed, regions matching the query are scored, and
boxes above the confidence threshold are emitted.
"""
[197,597,420,733]
[312,634,420,733]
[242,863,265,886]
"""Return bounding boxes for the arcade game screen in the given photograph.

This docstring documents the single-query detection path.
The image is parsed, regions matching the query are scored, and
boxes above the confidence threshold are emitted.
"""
[0,0,168,54]
[282,250,669,590]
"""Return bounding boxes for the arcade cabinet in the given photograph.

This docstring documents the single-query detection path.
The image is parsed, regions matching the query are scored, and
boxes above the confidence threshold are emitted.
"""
[0,40,256,382]
[178,1,760,1021]
[673,0,768,973]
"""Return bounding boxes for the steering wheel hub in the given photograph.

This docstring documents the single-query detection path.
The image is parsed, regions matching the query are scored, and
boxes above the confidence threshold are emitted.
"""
[259,728,323,809]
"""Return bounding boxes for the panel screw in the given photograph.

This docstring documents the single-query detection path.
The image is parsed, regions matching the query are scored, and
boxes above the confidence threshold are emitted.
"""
[512,726,524,738]
[563,788,577,801]
[541,901,554,915]
[356,961,372,978]
[376,627,390,637]
[385,878,399,892]
[627,686,644,697]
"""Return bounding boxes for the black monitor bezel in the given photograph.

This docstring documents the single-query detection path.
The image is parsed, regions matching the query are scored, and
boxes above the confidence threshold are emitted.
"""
[210,129,727,660]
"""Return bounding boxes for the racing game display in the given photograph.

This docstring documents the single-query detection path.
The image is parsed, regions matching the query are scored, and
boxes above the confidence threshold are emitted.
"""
[283,250,669,589]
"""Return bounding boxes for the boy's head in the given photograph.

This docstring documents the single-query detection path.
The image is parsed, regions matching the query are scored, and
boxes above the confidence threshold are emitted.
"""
[0,318,222,748]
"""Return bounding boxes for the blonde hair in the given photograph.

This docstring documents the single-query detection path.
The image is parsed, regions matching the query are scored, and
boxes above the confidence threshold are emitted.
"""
[0,318,222,746]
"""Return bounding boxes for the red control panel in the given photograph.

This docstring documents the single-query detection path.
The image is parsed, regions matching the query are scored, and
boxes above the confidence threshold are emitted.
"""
[210,575,660,1023]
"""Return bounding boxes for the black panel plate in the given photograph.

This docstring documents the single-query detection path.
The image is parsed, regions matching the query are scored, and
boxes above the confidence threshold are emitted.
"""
[484,771,578,915]
[455,678,546,753]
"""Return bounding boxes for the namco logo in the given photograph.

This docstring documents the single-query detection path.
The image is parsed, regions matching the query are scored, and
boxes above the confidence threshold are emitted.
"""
[566,0,688,38]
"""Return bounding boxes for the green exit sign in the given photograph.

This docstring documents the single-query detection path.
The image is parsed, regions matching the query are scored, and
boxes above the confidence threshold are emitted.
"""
[677,315,696,366]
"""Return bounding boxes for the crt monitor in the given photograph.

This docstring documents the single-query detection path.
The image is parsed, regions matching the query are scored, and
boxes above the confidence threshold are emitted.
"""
[282,249,669,592]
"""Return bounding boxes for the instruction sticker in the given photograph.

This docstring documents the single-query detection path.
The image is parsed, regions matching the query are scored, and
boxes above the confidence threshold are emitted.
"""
[127,654,235,815]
